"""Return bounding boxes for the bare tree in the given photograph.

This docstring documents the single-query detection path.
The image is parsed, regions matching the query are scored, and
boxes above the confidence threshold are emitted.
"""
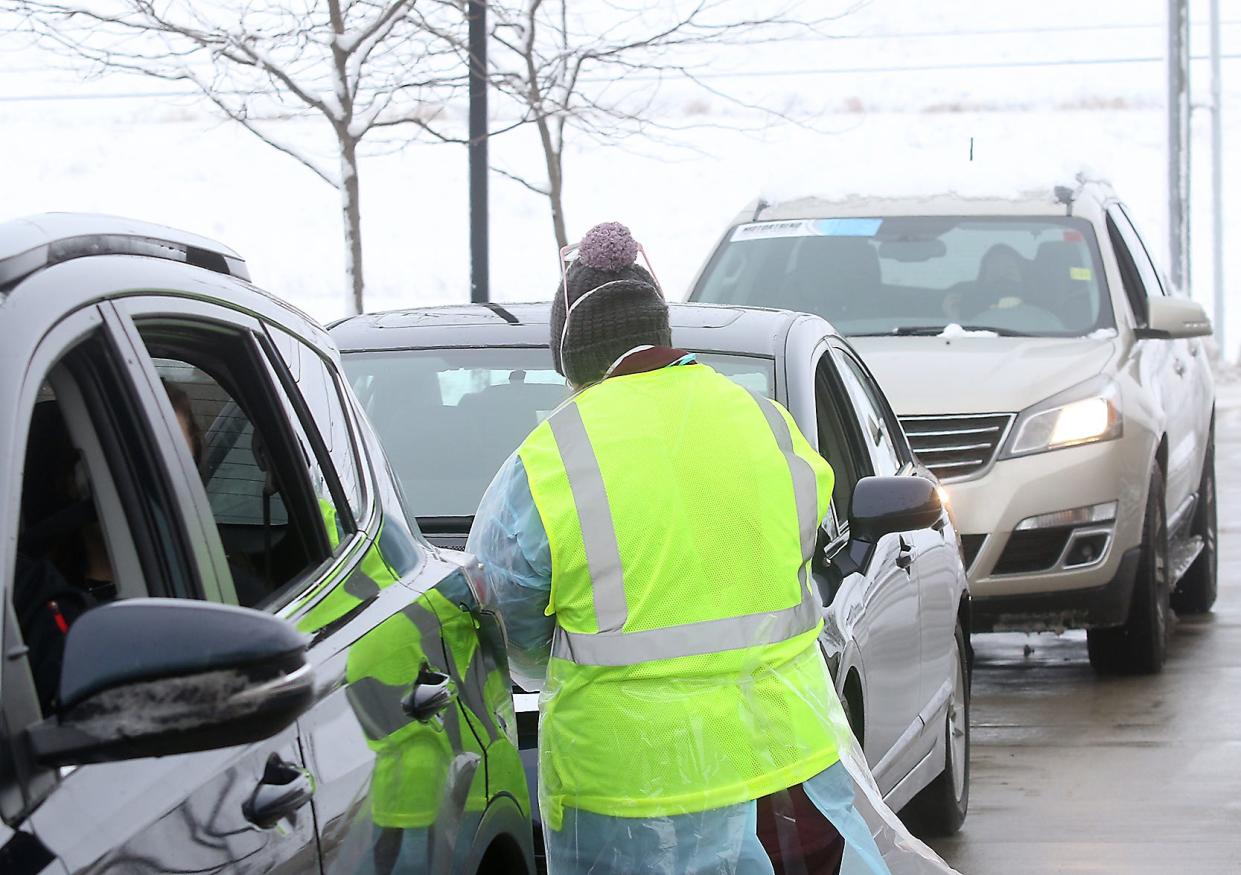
[6,0,465,314]
[473,1,849,249]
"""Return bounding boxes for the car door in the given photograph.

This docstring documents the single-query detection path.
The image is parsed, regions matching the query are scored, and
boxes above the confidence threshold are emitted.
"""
[259,325,524,874]
[1118,204,1210,495]
[3,293,320,874]
[808,345,921,784]
[1106,206,1197,515]
[834,346,958,750]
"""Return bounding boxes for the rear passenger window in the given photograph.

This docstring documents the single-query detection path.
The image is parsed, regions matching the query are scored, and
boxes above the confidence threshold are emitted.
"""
[139,323,336,608]
[266,326,367,524]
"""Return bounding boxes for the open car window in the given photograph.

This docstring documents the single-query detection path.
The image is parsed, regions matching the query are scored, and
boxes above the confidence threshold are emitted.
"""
[12,325,194,720]
[138,322,337,610]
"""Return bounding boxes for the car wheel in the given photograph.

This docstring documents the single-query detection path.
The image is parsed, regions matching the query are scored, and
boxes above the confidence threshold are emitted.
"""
[1088,469,1170,675]
[902,622,970,836]
[1172,424,1217,614]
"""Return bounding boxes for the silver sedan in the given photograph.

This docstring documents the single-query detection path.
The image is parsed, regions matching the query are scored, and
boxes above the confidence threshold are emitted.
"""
[332,301,973,835]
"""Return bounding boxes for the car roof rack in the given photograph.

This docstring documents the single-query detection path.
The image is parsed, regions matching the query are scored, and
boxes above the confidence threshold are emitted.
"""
[0,213,250,292]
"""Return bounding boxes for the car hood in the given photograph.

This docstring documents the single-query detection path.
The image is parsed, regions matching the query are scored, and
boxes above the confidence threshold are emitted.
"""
[848,335,1120,416]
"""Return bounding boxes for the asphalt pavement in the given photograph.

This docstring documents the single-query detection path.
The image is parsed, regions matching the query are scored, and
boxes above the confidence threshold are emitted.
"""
[926,381,1241,874]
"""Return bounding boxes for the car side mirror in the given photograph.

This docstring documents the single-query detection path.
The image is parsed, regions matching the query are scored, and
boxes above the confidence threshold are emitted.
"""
[27,599,314,767]
[1137,295,1213,340]
[849,475,942,543]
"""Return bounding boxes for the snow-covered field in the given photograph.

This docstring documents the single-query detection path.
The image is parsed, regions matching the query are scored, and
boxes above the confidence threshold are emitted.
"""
[2,1,1240,352]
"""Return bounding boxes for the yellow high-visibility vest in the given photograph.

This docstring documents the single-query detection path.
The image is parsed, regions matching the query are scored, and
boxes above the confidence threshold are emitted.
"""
[518,363,839,828]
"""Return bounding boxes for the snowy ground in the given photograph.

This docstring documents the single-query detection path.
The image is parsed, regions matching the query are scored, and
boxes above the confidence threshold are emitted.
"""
[2,1,1240,352]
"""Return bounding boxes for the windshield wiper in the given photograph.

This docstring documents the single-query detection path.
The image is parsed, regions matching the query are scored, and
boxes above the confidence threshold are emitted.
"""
[853,325,1033,338]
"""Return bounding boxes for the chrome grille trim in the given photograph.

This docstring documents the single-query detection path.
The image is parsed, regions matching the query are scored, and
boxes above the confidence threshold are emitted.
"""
[900,413,1016,481]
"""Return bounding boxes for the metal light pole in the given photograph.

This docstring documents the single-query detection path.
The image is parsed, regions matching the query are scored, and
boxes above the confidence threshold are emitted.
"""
[1209,0,1226,353]
[1168,0,1192,293]
[468,0,489,303]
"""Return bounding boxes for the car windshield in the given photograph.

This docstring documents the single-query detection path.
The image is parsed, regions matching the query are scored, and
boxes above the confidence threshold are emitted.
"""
[342,347,774,519]
[692,216,1115,338]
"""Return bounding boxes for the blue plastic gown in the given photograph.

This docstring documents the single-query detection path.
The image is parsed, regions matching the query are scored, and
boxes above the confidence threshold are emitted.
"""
[469,454,961,875]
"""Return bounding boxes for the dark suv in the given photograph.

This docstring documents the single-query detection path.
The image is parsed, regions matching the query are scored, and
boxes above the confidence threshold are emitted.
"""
[0,214,533,874]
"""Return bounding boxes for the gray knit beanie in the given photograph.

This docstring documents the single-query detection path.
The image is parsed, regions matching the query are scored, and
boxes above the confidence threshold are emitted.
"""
[550,222,671,386]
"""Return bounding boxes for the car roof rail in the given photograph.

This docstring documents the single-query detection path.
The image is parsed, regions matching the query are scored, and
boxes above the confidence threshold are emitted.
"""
[0,213,250,292]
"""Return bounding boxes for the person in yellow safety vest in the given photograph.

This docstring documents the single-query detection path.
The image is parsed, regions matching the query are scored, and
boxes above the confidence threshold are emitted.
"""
[467,222,918,875]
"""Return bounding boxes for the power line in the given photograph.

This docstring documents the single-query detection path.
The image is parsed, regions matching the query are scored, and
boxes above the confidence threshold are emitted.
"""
[5,50,1241,102]
[837,19,1241,41]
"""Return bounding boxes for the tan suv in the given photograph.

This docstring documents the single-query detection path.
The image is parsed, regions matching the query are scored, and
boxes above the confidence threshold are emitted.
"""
[690,180,1216,674]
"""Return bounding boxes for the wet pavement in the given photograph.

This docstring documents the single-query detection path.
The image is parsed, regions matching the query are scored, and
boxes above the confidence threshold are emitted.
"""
[927,383,1241,873]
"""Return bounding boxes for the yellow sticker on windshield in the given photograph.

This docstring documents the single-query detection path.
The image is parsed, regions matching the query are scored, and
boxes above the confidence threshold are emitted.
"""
[1070,266,1092,281]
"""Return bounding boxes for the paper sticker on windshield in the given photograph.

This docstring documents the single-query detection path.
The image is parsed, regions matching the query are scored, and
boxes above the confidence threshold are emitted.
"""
[731,218,881,242]
[1070,266,1092,281]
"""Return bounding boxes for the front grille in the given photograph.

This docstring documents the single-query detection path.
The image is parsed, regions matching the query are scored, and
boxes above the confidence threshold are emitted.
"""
[900,413,1014,480]
[959,534,986,572]
[994,527,1073,575]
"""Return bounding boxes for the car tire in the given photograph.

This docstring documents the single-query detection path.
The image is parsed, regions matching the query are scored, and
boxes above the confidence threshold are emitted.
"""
[1088,469,1170,675]
[902,622,970,836]
[1172,424,1217,614]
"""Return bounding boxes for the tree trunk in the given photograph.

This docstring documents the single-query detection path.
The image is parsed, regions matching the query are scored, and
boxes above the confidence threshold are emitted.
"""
[547,154,568,250]
[327,0,364,314]
[340,136,365,315]
[536,125,567,248]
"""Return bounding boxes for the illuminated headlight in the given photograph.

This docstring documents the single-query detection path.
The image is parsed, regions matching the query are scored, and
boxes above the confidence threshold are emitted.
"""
[1004,377,1122,458]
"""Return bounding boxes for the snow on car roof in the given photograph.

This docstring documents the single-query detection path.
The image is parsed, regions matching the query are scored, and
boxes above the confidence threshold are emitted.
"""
[755,154,1114,219]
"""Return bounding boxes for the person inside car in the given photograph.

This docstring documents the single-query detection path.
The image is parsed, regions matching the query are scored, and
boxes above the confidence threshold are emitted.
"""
[16,381,213,712]
[960,243,1028,319]
[468,222,895,874]
[15,399,112,711]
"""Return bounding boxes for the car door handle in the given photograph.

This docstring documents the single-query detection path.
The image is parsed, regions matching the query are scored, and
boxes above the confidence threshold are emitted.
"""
[402,668,455,722]
[895,536,914,573]
[243,754,315,829]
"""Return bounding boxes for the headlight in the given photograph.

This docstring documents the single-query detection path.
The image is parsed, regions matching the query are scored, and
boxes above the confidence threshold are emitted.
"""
[1003,377,1122,458]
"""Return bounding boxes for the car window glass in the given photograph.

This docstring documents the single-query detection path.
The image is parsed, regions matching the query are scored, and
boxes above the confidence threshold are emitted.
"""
[1105,215,1151,325]
[266,326,367,524]
[694,353,776,396]
[1108,207,1166,306]
[833,350,903,476]
[344,347,569,520]
[693,216,1114,338]
[813,352,869,517]
[139,323,334,609]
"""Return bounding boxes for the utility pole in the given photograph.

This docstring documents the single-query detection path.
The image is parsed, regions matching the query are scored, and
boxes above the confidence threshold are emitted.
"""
[1168,0,1191,293]
[1209,0,1226,354]
[468,0,489,303]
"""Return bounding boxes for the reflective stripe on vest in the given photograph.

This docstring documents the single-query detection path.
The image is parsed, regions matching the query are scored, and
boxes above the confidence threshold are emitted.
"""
[547,391,821,668]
